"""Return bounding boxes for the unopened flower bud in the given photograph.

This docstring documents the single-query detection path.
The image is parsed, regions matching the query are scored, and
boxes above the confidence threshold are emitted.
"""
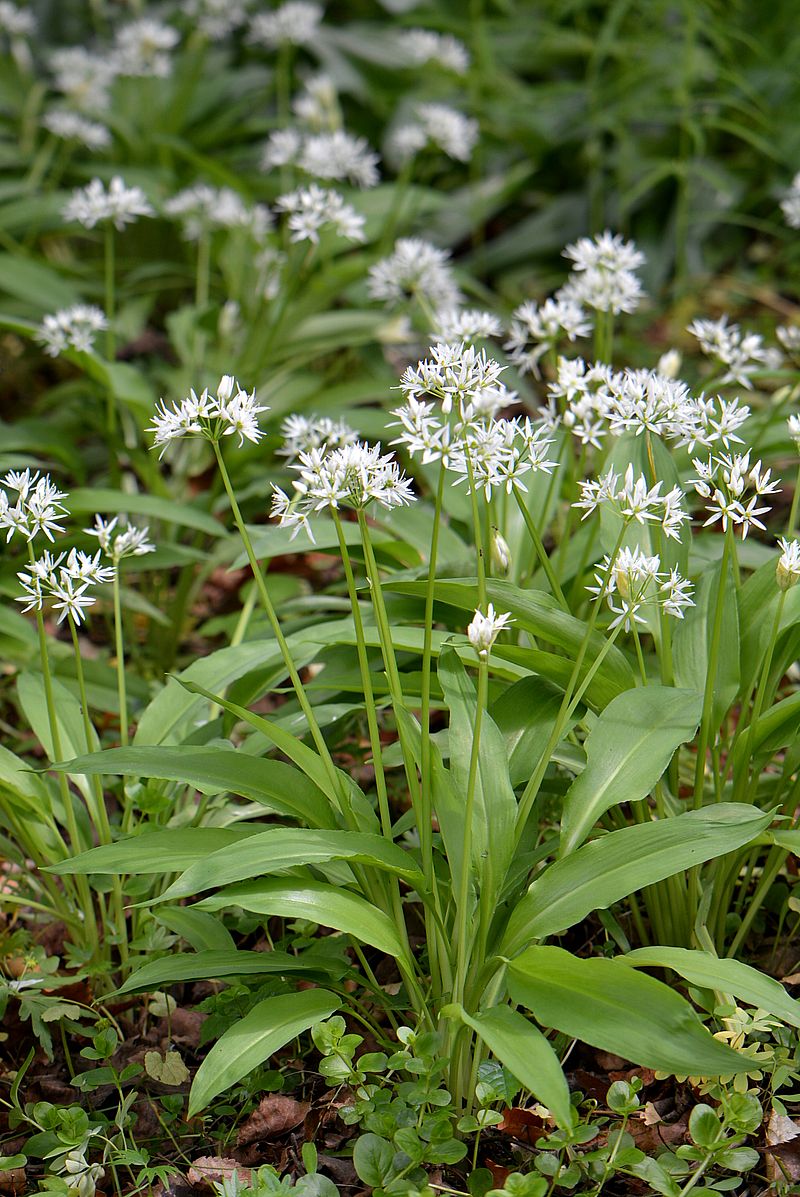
[490,527,511,575]
[657,348,682,379]
[777,537,800,592]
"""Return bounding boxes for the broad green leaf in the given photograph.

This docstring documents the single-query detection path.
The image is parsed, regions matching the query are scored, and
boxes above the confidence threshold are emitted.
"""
[189,989,340,1116]
[18,673,99,813]
[673,557,739,734]
[67,488,224,538]
[508,946,752,1076]
[197,879,409,959]
[560,687,702,855]
[116,949,345,993]
[155,906,236,953]
[730,690,800,777]
[491,677,573,788]
[455,1005,572,1129]
[0,255,80,310]
[154,828,426,903]
[49,745,335,829]
[623,948,800,1029]
[501,804,772,953]
[53,826,260,875]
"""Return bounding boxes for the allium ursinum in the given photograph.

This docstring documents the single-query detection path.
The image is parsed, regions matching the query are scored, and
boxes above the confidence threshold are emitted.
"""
[505,297,593,377]
[42,109,111,151]
[548,357,613,449]
[587,547,694,632]
[777,538,800,592]
[17,549,114,626]
[449,416,558,499]
[270,441,415,542]
[165,185,272,242]
[37,305,108,357]
[657,348,682,378]
[781,173,800,229]
[689,450,781,538]
[182,0,251,38]
[261,129,380,188]
[84,515,156,562]
[398,28,469,74]
[0,1,33,35]
[467,604,513,658]
[293,74,339,128]
[148,375,267,458]
[0,470,68,543]
[688,316,772,389]
[777,325,800,357]
[398,342,510,417]
[432,308,503,343]
[274,184,365,244]
[388,103,479,166]
[63,176,154,231]
[50,47,118,112]
[574,465,689,542]
[368,239,462,309]
[113,19,180,77]
[248,1,323,47]
[560,230,646,316]
[277,413,357,463]
[788,414,800,450]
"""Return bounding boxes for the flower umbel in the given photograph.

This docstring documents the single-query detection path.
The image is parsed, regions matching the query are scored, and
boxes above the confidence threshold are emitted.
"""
[148,375,268,457]
[467,604,513,658]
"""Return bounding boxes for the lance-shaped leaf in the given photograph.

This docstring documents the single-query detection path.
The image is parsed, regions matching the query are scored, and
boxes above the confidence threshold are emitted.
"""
[117,949,347,994]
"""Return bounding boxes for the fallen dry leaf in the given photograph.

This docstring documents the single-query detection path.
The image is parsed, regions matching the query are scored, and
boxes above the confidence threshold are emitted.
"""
[0,1166,26,1195]
[766,1111,800,1183]
[236,1095,310,1147]
[498,1106,547,1144]
[187,1158,252,1188]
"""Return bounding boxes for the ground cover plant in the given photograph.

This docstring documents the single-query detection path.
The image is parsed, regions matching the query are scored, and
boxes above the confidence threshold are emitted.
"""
[2,1,800,1195]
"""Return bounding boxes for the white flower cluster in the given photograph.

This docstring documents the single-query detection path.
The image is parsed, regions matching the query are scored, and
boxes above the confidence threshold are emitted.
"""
[777,537,800,592]
[292,74,338,128]
[467,604,513,658]
[398,28,469,74]
[688,316,777,389]
[587,547,694,632]
[549,357,751,453]
[63,176,154,230]
[392,343,558,498]
[271,441,415,541]
[85,515,156,561]
[506,297,593,377]
[277,413,357,463]
[181,0,252,38]
[388,103,478,166]
[37,305,107,357]
[275,184,365,243]
[42,109,111,151]
[432,308,503,343]
[777,325,800,357]
[0,470,68,544]
[559,229,646,316]
[148,375,268,457]
[50,47,118,112]
[165,185,272,241]
[574,465,689,542]
[0,0,32,35]
[689,451,780,539]
[368,238,462,309]
[17,548,114,626]
[781,173,800,229]
[249,1,323,47]
[261,128,380,188]
[114,19,180,77]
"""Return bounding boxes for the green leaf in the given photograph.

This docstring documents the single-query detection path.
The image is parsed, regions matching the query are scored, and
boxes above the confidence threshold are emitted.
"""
[53,826,260,875]
[352,1134,395,1188]
[67,488,224,538]
[560,687,702,855]
[622,947,800,1029]
[197,879,409,959]
[491,677,574,788]
[154,828,425,903]
[154,906,236,953]
[49,745,335,829]
[144,1050,190,1086]
[455,1005,572,1129]
[673,557,740,734]
[116,949,345,994]
[501,805,772,953]
[507,946,752,1076]
[188,989,340,1116]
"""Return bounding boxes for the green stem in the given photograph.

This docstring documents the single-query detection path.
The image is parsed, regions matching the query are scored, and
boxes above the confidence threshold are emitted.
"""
[692,526,734,809]
[455,657,487,1008]
[112,570,128,749]
[193,228,211,371]
[513,487,568,610]
[734,589,786,803]
[789,462,800,537]
[465,457,487,611]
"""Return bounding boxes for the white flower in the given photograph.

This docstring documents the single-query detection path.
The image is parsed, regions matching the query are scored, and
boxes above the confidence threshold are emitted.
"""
[688,450,780,539]
[17,550,114,627]
[37,305,107,357]
[505,297,593,377]
[781,173,800,229]
[587,547,693,631]
[275,184,365,243]
[777,538,800,591]
[298,130,380,188]
[165,184,271,241]
[657,349,682,378]
[148,376,268,457]
[432,308,502,343]
[467,604,513,658]
[777,325,800,355]
[788,414,800,449]
[271,440,415,541]
[574,464,689,541]
[85,514,156,561]
[249,1,323,47]
[277,413,358,463]
[688,316,769,389]
[49,47,118,112]
[368,238,461,309]
[398,342,510,417]
[182,0,251,37]
[0,1,33,35]
[42,109,110,151]
[388,103,478,165]
[559,268,644,317]
[0,470,68,544]
[114,19,180,77]
[398,28,469,74]
[564,230,646,274]
[63,176,154,231]
[292,74,338,128]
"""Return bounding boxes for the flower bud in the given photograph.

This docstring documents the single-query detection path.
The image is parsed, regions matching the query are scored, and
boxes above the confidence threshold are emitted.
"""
[657,348,682,379]
[490,527,511,575]
[777,537,800,591]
